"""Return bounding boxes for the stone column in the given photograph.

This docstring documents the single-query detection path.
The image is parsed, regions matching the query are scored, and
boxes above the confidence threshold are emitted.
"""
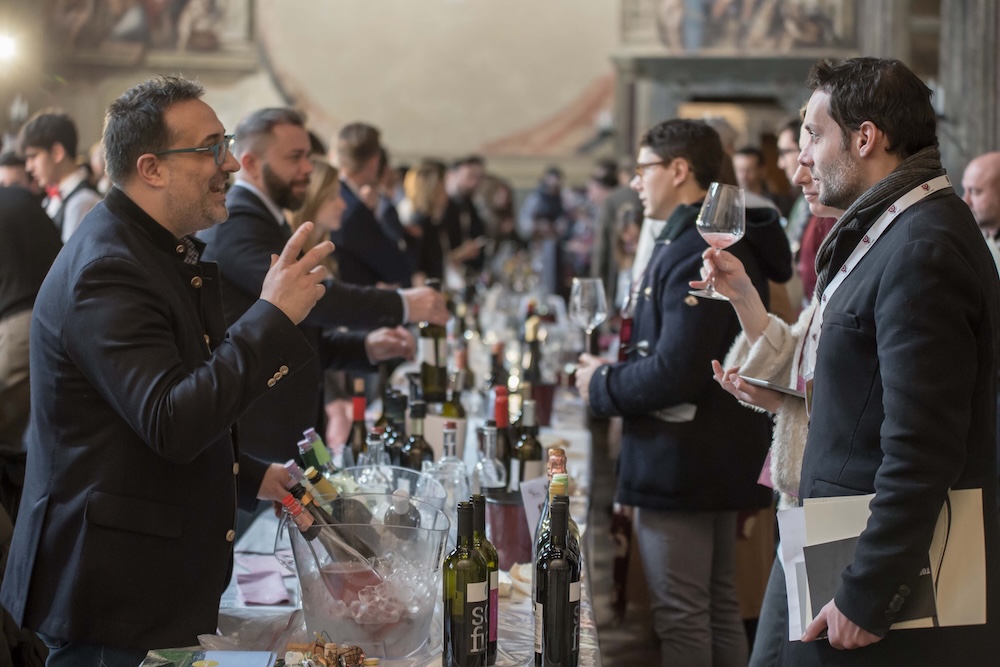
[939,0,1000,178]
[612,57,640,158]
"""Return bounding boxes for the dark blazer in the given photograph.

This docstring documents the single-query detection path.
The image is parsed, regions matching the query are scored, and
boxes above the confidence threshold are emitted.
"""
[0,187,315,649]
[200,185,405,470]
[0,186,61,321]
[589,203,777,511]
[443,195,486,273]
[785,189,1000,664]
[332,182,413,287]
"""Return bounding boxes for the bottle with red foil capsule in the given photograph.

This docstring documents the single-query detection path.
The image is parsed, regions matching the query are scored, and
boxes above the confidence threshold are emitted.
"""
[345,377,368,467]
[493,387,513,480]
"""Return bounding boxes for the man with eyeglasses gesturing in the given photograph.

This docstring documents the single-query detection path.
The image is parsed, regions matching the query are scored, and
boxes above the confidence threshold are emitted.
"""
[1,76,333,665]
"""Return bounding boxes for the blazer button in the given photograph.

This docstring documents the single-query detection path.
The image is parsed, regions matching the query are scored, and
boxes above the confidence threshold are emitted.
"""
[267,378,277,388]
[190,276,203,289]
[232,463,239,475]
[899,585,910,596]
[273,371,283,380]
[175,244,185,254]
[280,365,289,375]
[203,334,211,345]
[226,529,236,542]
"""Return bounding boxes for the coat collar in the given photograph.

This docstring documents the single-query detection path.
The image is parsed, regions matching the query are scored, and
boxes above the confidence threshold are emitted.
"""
[655,201,703,242]
[104,187,206,261]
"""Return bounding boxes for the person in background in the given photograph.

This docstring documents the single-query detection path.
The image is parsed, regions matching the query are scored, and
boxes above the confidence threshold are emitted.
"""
[0,75,332,665]
[18,109,102,242]
[478,173,524,279]
[87,141,112,195]
[333,123,414,287]
[962,151,1000,266]
[200,108,435,480]
[576,118,781,667]
[0,186,62,523]
[593,157,643,306]
[443,155,488,280]
[408,159,450,283]
[374,146,409,259]
[732,146,772,202]
[0,152,33,192]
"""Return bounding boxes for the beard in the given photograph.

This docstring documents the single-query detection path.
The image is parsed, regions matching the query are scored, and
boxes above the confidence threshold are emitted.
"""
[263,163,308,211]
[817,150,866,211]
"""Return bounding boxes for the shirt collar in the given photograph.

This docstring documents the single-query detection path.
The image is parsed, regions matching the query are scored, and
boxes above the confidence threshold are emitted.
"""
[58,167,89,198]
[104,186,205,262]
[233,179,286,225]
[656,201,703,242]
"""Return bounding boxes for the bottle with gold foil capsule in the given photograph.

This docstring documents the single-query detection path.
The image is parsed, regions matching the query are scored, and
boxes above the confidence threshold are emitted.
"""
[471,494,499,665]
[509,399,544,492]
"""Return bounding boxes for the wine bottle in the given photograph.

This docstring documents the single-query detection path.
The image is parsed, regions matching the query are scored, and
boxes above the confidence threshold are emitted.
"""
[346,377,368,466]
[303,427,335,473]
[534,474,580,560]
[509,399,544,491]
[281,493,320,541]
[493,387,513,481]
[534,501,581,667]
[443,502,489,667]
[300,472,380,559]
[384,392,408,466]
[471,494,499,665]
[384,488,421,538]
[485,342,509,392]
[298,437,321,472]
[533,449,567,556]
[522,315,544,386]
[401,400,435,471]
[420,278,449,404]
[473,421,507,493]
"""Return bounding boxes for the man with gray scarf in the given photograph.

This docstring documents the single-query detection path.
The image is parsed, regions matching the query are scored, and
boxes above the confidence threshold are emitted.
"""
[786,58,1000,664]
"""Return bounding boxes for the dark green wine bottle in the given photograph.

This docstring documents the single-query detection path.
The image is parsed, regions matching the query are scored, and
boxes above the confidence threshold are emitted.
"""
[346,377,367,466]
[443,502,489,667]
[510,399,544,491]
[534,501,581,667]
[471,495,499,665]
[400,400,435,471]
[420,279,449,403]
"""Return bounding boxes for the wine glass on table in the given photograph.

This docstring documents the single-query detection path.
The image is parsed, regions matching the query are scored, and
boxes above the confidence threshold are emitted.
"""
[689,182,746,301]
[569,277,608,355]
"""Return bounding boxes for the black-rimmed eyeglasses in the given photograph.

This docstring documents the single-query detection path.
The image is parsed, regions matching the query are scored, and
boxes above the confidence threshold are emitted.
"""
[634,160,668,177]
[155,134,234,166]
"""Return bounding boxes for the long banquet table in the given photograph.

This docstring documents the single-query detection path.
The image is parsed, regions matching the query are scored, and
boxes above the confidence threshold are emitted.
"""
[216,390,602,667]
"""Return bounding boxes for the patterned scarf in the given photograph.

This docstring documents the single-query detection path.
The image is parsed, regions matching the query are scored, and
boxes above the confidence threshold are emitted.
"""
[813,145,945,299]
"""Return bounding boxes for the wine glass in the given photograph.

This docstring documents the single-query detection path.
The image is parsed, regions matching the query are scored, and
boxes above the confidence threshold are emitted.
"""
[568,277,608,353]
[689,182,746,301]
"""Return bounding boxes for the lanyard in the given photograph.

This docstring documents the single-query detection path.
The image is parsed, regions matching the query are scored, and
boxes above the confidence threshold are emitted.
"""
[796,175,953,382]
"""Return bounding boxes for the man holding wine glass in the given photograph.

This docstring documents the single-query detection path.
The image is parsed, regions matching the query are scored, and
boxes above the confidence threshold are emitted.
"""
[575,118,789,666]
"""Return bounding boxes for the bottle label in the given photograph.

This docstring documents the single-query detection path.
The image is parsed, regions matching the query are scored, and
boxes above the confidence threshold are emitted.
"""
[508,459,521,491]
[467,581,488,656]
[533,602,543,655]
[489,570,499,643]
[419,338,448,368]
[569,580,581,603]
[523,459,544,482]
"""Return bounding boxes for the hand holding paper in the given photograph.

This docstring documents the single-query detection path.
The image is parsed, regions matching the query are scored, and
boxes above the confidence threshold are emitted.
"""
[802,599,881,649]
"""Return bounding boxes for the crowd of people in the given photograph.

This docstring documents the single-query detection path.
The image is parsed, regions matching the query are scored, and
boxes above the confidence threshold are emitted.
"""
[1,55,1000,667]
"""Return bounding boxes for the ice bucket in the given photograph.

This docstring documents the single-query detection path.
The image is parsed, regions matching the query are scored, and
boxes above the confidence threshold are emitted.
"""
[282,493,450,660]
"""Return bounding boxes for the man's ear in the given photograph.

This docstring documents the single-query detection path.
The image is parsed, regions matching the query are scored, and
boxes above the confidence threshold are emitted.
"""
[671,157,691,187]
[855,121,885,158]
[135,153,166,188]
[239,151,258,179]
[50,142,67,165]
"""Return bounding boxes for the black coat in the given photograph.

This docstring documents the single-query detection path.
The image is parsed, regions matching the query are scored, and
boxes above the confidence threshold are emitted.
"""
[200,184,405,469]
[784,189,1000,664]
[0,187,61,321]
[0,188,315,649]
[332,182,413,287]
[589,203,783,511]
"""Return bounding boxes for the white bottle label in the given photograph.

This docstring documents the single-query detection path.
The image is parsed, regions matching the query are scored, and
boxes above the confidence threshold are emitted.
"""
[570,580,581,603]
[508,459,521,491]
[419,338,448,368]
[467,580,489,656]
[534,601,543,655]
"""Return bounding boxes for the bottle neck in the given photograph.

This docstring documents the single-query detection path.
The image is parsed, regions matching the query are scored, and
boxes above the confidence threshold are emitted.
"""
[411,417,424,437]
[483,428,498,459]
[352,395,366,423]
[494,399,509,429]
